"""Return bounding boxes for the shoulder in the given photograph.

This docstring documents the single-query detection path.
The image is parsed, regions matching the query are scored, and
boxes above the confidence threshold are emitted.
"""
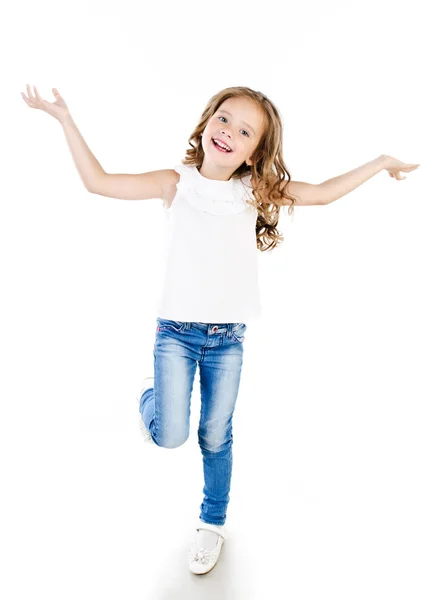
[161,168,181,206]
[145,168,180,195]
[250,172,278,190]
[249,172,293,205]
[160,168,181,186]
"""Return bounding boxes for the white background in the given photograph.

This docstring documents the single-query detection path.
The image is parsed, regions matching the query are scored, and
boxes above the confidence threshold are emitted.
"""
[2,0,430,597]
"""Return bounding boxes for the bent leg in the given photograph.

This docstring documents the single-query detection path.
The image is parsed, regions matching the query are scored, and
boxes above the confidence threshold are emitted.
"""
[140,324,198,448]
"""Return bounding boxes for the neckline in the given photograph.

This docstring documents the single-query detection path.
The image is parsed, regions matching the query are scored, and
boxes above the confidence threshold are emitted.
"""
[194,166,234,184]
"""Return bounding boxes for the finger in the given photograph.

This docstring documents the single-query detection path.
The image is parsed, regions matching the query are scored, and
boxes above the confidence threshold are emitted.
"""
[33,86,44,105]
[26,84,35,102]
[22,85,35,106]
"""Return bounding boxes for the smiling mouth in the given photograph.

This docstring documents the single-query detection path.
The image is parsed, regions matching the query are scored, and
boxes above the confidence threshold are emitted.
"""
[212,138,232,153]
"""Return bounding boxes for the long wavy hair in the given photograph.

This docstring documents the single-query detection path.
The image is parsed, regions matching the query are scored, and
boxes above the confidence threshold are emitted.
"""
[181,86,296,252]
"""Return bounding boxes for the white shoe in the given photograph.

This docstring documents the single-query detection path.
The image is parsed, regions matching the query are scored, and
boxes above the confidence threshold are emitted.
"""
[188,520,227,575]
[136,377,155,444]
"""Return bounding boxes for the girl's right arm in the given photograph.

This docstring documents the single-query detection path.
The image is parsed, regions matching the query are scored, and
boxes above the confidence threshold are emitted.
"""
[22,85,176,201]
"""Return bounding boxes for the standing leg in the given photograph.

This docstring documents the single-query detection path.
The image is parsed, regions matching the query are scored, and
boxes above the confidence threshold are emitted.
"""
[197,324,246,526]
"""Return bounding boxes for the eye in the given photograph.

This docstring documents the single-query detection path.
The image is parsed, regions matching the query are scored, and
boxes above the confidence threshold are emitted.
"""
[218,116,250,137]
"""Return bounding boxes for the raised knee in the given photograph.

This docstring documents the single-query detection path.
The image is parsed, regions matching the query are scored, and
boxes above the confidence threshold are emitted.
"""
[158,435,188,449]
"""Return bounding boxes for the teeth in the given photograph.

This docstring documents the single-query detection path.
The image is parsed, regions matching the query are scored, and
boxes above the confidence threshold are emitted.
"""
[213,139,231,151]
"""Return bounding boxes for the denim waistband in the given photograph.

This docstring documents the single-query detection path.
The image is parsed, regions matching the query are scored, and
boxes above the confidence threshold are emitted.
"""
[157,317,245,335]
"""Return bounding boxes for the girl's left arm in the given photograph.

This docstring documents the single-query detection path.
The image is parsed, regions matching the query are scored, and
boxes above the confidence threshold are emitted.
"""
[316,154,420,205]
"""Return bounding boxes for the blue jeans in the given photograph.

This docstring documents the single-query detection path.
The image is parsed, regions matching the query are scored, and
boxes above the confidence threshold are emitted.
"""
[139,317,247,526]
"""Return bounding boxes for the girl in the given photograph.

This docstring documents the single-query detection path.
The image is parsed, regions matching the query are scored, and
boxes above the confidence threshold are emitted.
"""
[21,84,419,575]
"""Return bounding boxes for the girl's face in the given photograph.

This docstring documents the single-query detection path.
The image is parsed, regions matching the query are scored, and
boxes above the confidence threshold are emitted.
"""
[201,96,266,173]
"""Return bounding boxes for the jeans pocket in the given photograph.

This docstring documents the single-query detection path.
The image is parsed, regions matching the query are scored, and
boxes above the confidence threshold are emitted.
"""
[232,323,247,343]
[156,318,185,333]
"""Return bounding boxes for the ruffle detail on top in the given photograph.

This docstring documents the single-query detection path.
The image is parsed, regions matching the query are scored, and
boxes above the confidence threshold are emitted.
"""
[173,164,254,216]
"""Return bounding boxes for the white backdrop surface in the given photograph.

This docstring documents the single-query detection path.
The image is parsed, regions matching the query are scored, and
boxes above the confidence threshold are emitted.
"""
[2,0,429,598]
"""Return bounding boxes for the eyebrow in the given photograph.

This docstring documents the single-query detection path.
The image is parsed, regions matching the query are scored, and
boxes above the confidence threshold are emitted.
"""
[216,109,256,136]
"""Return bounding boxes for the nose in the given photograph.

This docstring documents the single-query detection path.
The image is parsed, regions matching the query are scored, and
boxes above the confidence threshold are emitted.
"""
[219,127,232,139]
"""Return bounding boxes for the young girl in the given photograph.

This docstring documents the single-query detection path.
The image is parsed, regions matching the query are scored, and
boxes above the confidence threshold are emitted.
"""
[21,84,419,575]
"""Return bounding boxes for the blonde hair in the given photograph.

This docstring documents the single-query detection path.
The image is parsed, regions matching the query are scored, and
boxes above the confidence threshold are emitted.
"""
[181,86,296,253]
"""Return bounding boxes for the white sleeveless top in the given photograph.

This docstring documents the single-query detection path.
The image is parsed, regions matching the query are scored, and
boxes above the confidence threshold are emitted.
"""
[155,164,262,325]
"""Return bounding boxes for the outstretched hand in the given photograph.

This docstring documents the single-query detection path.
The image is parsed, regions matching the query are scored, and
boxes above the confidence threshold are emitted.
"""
[382,155,420,180]
[21,85,71,124]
